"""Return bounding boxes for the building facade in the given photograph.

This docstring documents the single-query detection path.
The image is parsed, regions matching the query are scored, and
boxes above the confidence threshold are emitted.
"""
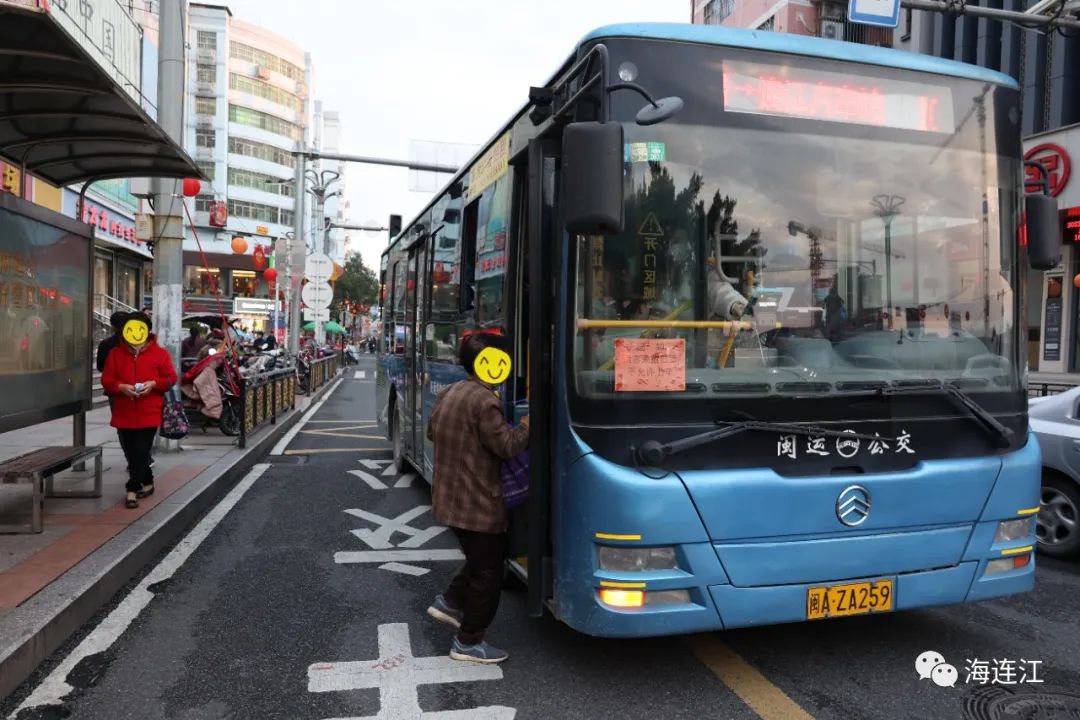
[182,4,314,331]
[315,104,349,262]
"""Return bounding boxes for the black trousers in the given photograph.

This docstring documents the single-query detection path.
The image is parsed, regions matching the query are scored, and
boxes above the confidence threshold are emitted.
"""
[444,528,508,645]
[117,427,156,493]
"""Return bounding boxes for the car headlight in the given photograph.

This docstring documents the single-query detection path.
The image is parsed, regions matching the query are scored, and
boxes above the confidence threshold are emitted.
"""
[993,517,1034,543]
[598,546,678,571]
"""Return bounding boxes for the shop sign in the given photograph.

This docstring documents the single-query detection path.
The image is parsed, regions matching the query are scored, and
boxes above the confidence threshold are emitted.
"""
[1,162,22,197]
[63,190,149,257]
[1025,143,1071,197]
[256,225,269,236]
[233,297,277,315]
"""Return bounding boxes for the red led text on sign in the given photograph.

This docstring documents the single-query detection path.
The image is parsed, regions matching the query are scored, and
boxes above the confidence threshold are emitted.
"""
[722,62,953,132]
[1025,143,1071,198]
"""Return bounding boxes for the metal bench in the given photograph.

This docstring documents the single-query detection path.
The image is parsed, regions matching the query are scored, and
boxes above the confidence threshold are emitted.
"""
[0,446,103,533]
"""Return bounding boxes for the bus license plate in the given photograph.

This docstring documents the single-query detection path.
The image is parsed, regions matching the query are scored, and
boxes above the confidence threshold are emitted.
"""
[806,579,893,620]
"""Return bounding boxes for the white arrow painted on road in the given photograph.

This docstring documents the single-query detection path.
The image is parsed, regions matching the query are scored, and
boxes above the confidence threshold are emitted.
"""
[351,460,416,489]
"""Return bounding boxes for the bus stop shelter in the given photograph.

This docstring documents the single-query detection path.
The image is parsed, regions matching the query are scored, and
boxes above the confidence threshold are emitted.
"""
[0,0,199,187]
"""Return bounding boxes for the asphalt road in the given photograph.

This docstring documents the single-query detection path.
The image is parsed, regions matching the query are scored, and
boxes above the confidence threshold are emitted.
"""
[5,354,1080,720]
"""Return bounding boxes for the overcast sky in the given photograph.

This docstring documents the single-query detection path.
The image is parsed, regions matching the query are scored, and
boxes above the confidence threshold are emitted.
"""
[213,0,688,270]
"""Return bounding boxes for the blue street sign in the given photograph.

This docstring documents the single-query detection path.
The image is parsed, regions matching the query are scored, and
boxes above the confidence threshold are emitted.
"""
[848,0,902,28]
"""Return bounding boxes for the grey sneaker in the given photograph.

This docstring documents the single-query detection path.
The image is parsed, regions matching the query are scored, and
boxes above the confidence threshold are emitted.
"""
[426,595,463,629]
[451,639,509,669]
[450,639,509,664]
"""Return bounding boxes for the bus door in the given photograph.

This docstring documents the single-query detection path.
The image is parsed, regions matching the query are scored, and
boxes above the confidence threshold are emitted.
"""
[402,244,421,464]
[411,237,430,467]
[518,137,560,618]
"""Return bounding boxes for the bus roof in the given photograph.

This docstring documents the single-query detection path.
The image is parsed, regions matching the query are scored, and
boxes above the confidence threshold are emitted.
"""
[381,22,1019,260]
[580,23,1019,90]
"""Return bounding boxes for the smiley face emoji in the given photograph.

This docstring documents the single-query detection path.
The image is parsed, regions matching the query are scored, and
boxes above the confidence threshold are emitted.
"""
[474,346,511,386]
[122,318,150,347]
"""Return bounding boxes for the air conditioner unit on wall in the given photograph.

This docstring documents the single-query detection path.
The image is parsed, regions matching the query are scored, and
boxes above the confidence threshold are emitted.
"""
[256,66,271,80]
[820,19,844,40]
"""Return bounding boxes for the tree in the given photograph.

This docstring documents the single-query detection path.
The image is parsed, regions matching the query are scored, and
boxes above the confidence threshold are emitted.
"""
[331,253,379,321]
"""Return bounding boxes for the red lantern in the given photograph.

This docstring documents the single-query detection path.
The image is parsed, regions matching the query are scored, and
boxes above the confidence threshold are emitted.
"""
[231,236,248,254]
[253,245,267,270]
[264,267,278,285]
[182,178,201,197]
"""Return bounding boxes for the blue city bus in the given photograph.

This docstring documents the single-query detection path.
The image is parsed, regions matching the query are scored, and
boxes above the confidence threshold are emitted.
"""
[376,23,1062,636]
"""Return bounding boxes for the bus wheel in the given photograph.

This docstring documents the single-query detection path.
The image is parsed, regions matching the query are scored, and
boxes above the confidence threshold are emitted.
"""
[392,407,408,473]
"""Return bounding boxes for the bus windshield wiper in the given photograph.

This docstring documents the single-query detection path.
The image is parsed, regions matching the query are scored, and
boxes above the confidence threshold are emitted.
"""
[634,422,881,466]
[878,382,1014,448]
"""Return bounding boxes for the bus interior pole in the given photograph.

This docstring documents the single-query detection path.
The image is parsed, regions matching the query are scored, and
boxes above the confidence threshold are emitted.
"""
[289,151,307,356]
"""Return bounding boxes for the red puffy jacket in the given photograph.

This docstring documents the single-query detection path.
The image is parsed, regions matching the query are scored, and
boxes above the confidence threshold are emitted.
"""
[101,337,178,429]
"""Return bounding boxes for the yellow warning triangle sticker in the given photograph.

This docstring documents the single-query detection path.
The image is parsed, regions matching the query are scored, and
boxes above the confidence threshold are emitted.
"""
[638,212,664,237]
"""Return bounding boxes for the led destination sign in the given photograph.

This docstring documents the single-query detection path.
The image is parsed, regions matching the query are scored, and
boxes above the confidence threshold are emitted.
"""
[723,60,955,133]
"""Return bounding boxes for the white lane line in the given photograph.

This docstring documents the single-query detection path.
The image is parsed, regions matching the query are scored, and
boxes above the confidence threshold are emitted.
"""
[270,377,345,455]
[354,370,366,379]
[334,549,465,564]
[377,562,429,576]
[13,463,271,717]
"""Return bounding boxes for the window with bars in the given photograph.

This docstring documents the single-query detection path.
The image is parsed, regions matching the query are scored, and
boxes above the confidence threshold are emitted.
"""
[757,15,775,31]
[228,137,295,168]
[228,199,281,224]
[196,65,215,84]
[229,73,303,113]
[702,0,735,25]
[196,130,216,148]
[229,42,304,82]
[229,167,291,195]
[196,30,217,50]
[196,161,215,181]
[196,97,217,116]
[194,196,213,213]
[228,105,302,140]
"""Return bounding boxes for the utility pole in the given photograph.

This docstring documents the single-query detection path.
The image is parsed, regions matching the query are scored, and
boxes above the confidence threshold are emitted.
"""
[289,149,307,356]
[152,0,187,372]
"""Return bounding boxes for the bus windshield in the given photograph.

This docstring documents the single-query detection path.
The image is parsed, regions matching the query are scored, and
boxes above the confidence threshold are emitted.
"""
[573,71,1021,402]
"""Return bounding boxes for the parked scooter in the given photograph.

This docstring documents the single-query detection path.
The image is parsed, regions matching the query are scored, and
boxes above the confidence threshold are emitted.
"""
[181,349,242,436]
[344,344,360,365]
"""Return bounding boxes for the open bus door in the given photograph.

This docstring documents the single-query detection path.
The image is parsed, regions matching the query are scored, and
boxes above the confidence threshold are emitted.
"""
[504,137,559,618]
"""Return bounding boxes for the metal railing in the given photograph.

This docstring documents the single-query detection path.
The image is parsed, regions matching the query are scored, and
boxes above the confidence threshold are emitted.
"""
[1029,382,1078,399]
[307,353,341,395]
[238,366,296,448]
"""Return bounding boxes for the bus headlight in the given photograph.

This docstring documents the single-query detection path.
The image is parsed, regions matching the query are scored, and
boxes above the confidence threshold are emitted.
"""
[598,546,678,571]
[993,518,1033,543]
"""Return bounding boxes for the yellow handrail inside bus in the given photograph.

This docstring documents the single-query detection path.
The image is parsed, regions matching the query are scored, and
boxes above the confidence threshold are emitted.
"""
[580,319,753,330]
[718,330,738,368]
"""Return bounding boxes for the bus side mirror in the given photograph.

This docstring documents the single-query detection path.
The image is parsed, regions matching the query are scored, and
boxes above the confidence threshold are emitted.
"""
[562,122,624,235]
[1026,193,1061,270]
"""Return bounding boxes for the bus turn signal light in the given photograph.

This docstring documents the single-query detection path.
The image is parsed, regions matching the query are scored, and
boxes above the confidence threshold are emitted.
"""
[599,589,645,608]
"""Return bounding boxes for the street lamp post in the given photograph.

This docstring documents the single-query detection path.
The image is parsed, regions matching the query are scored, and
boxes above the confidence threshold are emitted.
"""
[870,194,906,321]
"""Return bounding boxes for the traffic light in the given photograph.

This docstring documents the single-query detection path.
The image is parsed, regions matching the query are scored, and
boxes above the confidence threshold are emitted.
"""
[389,214,402,239]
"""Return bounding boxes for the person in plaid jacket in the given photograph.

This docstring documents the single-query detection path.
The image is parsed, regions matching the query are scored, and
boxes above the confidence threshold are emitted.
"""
[425,331,529,664]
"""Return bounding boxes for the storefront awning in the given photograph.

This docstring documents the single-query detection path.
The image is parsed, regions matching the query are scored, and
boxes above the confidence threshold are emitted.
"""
[0,1,202,187]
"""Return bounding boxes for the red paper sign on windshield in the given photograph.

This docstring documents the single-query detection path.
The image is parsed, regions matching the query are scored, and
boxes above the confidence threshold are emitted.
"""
[614,338,686,392]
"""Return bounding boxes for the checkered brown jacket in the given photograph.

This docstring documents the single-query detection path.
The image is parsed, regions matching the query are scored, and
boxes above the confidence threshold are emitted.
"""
[427,377,529,533]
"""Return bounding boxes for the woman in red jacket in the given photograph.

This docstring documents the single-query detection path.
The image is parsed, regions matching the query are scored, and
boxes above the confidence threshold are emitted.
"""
[101,313,178,508]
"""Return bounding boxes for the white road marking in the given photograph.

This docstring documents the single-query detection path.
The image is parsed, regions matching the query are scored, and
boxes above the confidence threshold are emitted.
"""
[335,549,465,565]
[348,468,388,490]
[354,370,366,379]
[12,464,271,717]
[307,622,515,719]
[378,562,430,576]
[270,377,345,455]
[348,459,416,490]
[345,506,448,550]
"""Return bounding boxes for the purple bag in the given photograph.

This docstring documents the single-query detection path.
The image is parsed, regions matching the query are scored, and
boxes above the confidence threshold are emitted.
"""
[501,448,529,510]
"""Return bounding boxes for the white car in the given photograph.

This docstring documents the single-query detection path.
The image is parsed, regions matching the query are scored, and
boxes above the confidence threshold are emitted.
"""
[1029,387,1080,558]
